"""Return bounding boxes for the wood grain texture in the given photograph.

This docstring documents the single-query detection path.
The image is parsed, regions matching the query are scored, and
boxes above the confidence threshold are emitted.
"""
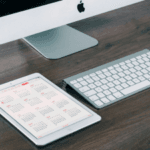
[0,0,150,150]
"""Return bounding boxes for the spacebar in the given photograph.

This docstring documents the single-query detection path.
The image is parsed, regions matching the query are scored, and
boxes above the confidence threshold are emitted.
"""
[121,80,150,95]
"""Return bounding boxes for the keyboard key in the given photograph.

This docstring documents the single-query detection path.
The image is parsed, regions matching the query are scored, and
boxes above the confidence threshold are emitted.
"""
[86,78,94,83]
[70,80,77,84]
[107,95,116,101]
[92,76,100,81]
[125,60,131,63]
[83,75,90,79]
[74,83,82,88]
[98,74,106,79]
[119,78,126,83]
[113,92,123,98]
[116,67,123,72]
[138,76,145,81]
[104,72,111,77]
[136,56,142,59]
[143,58,149,61]
[127,81,135,86]
[144,74,150,79]
[94,100,104,106]
[103,90,111,95]
[80,81,88,86]
[118,72,125,77]
[96,71,102,74]
[130,58,136,61]
[137,59,144,63]
[142,54,147,57]
[108,66,114,70]
[125,76,132,80]
[121,83,129,88]
[88,84,96,89]
[147,67,150,71]
[101,79,108,84]
[106,77,114,82]
[84,90,97,97]
[114,64,119,68]
[110,88,117,93]
[95,87,103,92]
[94,81,102,86]
[121,80,150,95]
[77,78,83,82]
[97,93,105,98]
[110,70,117,74]
[90,73,96,77]
[121,65,128,70]
[113,80,121,85]
[112,75,119,79]
[140,64,147,69]
[101,85,109,90]
[146,62,150,67]
[102,69,108,72]
[89,95,99,101]
[119,62,125,65]
[132,61,139,66]
[101,98,110,103]
[135,66,142,71]
[115,85,123,90]
[133,79,140,83]
[136,71,143,76]
[124,70,131,75]
[130,74,137,78]
[107,83,115,87]
[79,86,90,92]
[129,68,136,73]
[147,52,150,55]
[127,63,134,68]
[141,69,148,74]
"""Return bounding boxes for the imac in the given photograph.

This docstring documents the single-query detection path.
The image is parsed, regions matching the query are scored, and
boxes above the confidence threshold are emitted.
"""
[0,0,143,59]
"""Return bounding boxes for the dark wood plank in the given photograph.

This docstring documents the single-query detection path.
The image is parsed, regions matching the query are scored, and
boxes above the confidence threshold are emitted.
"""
[0,0,150,150]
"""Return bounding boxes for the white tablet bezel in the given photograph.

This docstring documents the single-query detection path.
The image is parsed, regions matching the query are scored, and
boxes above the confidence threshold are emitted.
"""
[0,73,101,146]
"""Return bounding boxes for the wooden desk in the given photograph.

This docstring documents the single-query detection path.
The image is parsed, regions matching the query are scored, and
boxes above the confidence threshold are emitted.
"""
[0,0,150,149]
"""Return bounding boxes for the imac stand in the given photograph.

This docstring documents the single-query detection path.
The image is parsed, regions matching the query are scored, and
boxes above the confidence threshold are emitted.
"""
[24,25,98,59]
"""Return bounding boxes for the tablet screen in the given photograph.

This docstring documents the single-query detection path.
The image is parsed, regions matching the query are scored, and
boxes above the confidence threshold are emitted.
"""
[0,77,91,139]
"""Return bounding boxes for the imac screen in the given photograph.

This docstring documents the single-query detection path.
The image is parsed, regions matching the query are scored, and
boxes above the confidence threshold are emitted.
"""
[0,0,62,17]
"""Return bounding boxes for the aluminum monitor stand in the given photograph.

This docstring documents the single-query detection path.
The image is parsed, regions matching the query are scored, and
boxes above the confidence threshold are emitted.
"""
[23,25,98,59]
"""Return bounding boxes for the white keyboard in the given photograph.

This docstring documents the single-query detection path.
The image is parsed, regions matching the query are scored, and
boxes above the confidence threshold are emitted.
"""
[64,49,150,109]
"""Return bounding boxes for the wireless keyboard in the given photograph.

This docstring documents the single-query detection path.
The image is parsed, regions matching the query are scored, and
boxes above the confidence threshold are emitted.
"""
[64,49,150,109]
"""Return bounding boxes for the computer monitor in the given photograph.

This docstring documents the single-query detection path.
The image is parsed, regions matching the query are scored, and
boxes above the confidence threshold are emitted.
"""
[0,0,143,59]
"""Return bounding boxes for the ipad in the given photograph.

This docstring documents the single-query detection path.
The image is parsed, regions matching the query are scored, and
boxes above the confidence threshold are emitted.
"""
[0,73,101,146]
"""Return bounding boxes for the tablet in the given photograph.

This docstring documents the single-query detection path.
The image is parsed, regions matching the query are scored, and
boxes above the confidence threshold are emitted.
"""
[0,73,101,146]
